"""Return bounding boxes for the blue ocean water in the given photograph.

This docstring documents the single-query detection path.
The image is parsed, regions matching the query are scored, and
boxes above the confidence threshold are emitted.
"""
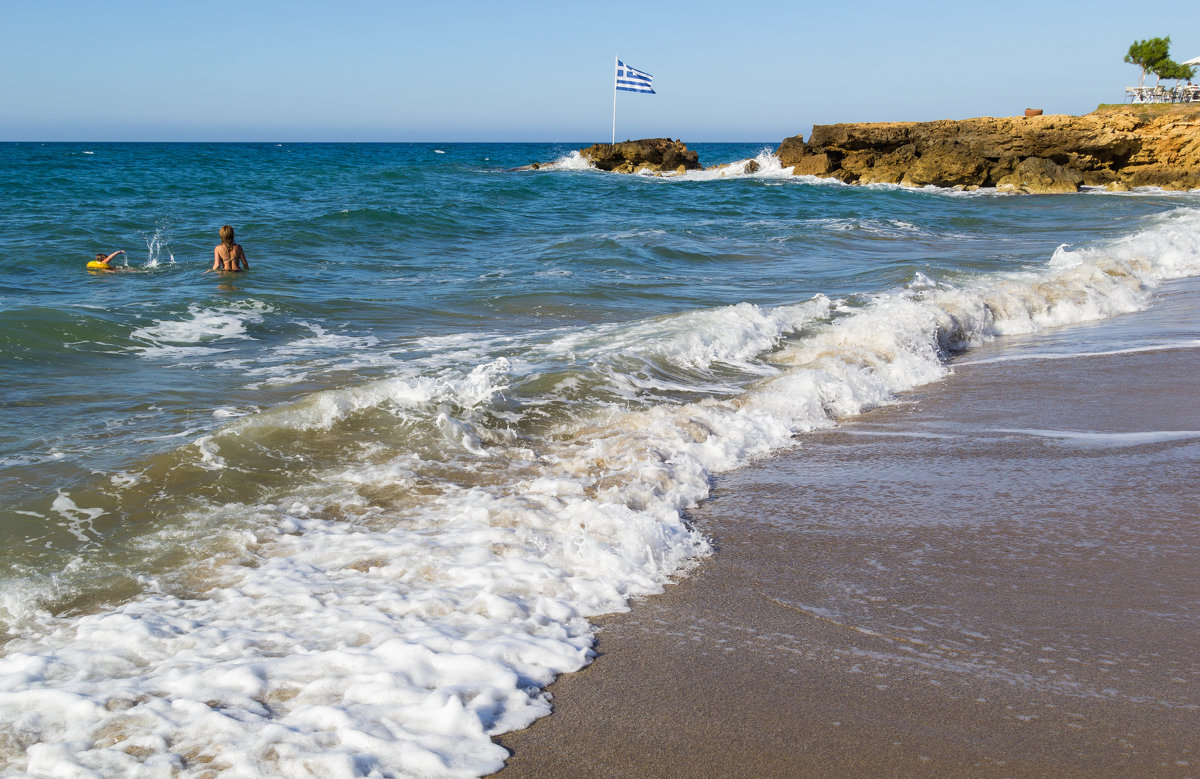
[1,142,1198,776]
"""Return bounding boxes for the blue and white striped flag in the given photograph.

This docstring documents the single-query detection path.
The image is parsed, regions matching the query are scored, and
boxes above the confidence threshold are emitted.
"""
[616,60,655,94]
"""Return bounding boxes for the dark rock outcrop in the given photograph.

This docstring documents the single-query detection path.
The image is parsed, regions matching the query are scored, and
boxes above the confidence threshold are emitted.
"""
[996,157,1083,194]
[777,106,1200,192]
[580,138,702,174]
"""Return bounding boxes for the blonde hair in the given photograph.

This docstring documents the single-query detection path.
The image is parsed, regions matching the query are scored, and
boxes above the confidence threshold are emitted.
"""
[219,225,236,247]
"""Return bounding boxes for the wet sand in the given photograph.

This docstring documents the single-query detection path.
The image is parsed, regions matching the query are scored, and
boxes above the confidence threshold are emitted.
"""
[496,340,1200,777]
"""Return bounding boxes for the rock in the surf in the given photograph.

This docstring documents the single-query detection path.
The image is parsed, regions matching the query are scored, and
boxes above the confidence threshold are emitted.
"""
[996,157,1084,194]
[579,138,702,173]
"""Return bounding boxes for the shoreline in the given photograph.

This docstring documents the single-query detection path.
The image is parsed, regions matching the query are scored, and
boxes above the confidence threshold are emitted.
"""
[495,311,1200,776]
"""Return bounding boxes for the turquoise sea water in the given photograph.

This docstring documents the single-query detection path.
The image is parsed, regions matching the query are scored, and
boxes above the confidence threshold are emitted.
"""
[1,142,1198,776]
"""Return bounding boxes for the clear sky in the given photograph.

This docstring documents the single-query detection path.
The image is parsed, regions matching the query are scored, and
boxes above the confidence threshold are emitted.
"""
[4,0,1200,142]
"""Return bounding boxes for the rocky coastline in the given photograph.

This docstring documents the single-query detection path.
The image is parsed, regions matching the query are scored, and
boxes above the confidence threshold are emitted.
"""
[574,105,1200,193]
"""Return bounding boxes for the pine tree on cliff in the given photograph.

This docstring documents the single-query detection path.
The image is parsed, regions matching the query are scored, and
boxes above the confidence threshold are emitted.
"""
[1154,59,1196,87]
[1125,37,1171,87]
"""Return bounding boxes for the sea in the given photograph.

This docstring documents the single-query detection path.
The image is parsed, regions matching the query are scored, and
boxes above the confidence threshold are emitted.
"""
[1,141,1198,777]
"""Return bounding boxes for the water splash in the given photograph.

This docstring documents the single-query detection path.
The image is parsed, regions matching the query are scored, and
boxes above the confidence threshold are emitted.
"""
[139,220,176,268]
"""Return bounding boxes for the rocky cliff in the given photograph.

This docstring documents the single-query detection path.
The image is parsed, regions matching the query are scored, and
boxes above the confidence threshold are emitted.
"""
[777,105,1200,192]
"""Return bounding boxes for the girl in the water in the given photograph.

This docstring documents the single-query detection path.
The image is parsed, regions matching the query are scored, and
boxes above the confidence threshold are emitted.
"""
[212,225,249,272]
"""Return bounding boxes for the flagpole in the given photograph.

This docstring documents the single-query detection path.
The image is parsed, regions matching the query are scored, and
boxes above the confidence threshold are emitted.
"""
[612,54,618,145]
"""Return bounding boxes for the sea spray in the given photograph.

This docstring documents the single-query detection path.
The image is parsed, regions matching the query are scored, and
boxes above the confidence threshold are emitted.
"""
[139,221,176,269]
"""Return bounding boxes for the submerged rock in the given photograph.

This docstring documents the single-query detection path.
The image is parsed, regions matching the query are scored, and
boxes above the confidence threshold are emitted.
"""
[777,106,1200,192]
[579,138,702,173]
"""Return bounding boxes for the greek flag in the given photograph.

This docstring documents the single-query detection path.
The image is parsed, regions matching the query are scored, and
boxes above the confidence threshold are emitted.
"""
[616,60,655,94]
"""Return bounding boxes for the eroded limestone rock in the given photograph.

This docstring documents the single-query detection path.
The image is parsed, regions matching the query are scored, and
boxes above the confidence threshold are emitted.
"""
[996,157,1083,194]
[777,106,1200,192]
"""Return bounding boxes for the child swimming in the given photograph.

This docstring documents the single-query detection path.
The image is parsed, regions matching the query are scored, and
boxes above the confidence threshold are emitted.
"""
[87,250,125,270]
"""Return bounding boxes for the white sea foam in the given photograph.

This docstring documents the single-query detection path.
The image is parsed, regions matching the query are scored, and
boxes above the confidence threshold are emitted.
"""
[808,216,940,238]
[555,150,801,182]
[192,435,227,470]
[996,428,1200,447]
[535,298,831,379]
[212,406,255,420]
[839,429,959,440]
[957,339,1200,365]
[537,151,593,171]
[3,208,1200,777]
[131,301,271,359]
[109,471,142,488]
[221,325,400,389]
[0,452,64,468]
[48,493,105,544]
[673,149,795,181]
[272,324,381,357]
[222,358,510,438]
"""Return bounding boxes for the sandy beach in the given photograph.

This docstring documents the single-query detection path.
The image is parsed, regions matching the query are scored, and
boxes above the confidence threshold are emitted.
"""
[497,298,1200,777]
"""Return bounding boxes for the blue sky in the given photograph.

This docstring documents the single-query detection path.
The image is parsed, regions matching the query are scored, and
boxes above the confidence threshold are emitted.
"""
[4,0,1200,142]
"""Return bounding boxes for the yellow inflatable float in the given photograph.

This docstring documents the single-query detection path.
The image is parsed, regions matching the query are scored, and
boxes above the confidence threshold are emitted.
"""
[88,250,125,271]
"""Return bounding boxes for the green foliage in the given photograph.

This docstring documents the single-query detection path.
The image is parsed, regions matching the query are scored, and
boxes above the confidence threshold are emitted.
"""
[1154,59,1196,84]
[1125,37,1171,85]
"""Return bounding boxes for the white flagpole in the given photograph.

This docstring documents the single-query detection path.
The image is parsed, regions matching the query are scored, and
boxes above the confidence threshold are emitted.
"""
[612,54,618,145]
